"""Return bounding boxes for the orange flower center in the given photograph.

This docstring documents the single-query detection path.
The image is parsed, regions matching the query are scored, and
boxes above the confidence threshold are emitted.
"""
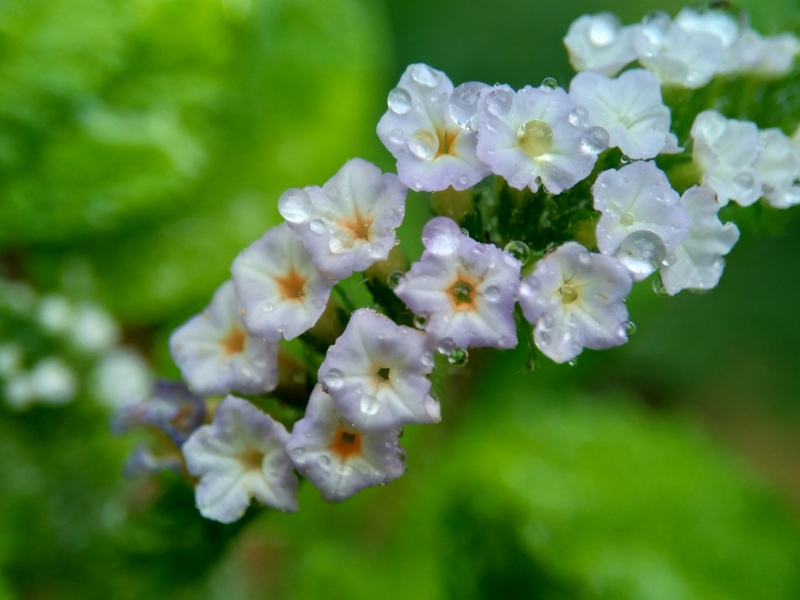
[222,327,247,355]
[329,427,362,461]
[274,269,307,301]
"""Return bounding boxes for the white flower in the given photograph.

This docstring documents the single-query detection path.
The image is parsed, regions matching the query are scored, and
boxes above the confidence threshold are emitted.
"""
[287,385,405,502]
[393,217,519,350]
[318,308,438,433]
[376,63,490,192]
[518,243,632,364]
[182,395,299,523]
[568,69,673,160]
[754,128,800,209]
[231,223,335,341]
[731,31,800,76]
[593,161,690,281]
[4,374,34,409]
[475,84,603,193]
[279,158,407,280]
[691,111,762,206]
[634,11,725,88]
[661,186,740,294]
[90,347,153,409]
[0,343,23,378]
[673,8,741,74]
[29,357,78,405]
[563,13,638,76]
[69,303,120,354]
[37,295,74,334]
[170,281,279,396]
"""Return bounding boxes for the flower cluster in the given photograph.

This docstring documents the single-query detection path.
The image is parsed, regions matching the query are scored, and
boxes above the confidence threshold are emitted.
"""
[117,7,800,522]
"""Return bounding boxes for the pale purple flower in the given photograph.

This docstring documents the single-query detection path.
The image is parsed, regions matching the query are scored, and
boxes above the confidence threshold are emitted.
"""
[593,161,690,281]
[568,69,673,160]
[755,128,800,209]
[170,280,279,395]
[182,395,299,523]
[563,13,638,76]
[661,186,740,294]
[475,84,603,194]
[518,243,632,364]
[394,217,519,350]
[287,385,405,503]
[691,111,762,206]
[279,158,407,279]
[377,63,490,192]
[231,223,335,341]
[318,308,438,433]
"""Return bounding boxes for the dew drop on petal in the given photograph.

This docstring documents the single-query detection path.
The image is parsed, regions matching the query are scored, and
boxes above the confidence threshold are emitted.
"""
[485,88,513,117]
[324,368,343,389]
[484,286,501,302]
[447,348,469,367]
[310,218,326,234]
[733,172,756,195]
[293,447,305,457]
[413,313,428,329]
[540,77,558,90]
[388,87,412,115]
[411,64,439,87]
[420,352,434,368]
[626,321,637,336]
[389,128,405,145]
[504,240,530,264]
[588,13,621,47]
[568,357,578,367]
[424,394,441,420]
[360,394,380,415]
[319,455,330,467]
[662,253,677,267]
[386,271,404,289]
[652,276,670,296]
[616,230,667,278]
[581,126,610,154]
[518,120,554,157]
[568,106,589,127]
[437,337,457,354]
[408,129,439,160]
[641,11,671,47]
[278,189,312,223]
[449,82,486,128]
[620,211,635,226]
[620,154,631,164]
[423,221,461,256]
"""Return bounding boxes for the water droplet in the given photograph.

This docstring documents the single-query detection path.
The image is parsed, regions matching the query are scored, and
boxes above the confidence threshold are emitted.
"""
[616,230,667,278]
[620,154,631,164]
[422,219,461,255]
[424,394,441,421]
[484,285,501,302]
[437,337,457,354]
[661,253,676,267]
[733,171,756,194]
[626,321,637,336]
[278,189,312,223]
[324,368,343,389]
[568,106,589,127]
[568,357,578,366]
[408,129,439,160]
[413,313,428,329]
[388,87,412,114]
[541,77,558,90]
[310,218,326,234]
[319,455,330,467]
[420,352,434,369]
[389,128,405,145]
[360,395,380,415]
[581,126,609,154]
[577,251,591,265]
[518,119,554,157]
[485,88,513,117]
[588,13,621,47]
[559,283,578,304]
[411,63,438,87]
[641,11,671,47]
[620,211,635,227]
[447,347,469,367]
[386,271,404,289]
[504,240,531,264]
[292,447,305,457]
[652,276,669,296]
[449,81,486,128]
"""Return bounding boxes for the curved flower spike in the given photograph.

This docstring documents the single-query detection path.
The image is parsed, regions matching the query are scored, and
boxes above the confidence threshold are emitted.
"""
[691,111,762,207]
[318,308,438,433]
[232,223,335,341]
[568,69,674,160]
[593,161,690,281]
[182,396,299,523]
[287,385,406,503]
[518,243,632,364]
[475,84,601,194]
[170,281,279,395]
[661,186,740,294]
[377,63,490,192]
[279,158,407,280]
[394,217,519,350]
[563,13,638,76]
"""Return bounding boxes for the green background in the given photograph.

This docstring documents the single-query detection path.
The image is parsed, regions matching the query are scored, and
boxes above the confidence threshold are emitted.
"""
[1,0,800,598]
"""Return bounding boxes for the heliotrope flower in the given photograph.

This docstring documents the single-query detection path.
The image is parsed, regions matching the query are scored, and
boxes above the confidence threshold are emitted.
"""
[568,69,675,160]
[672,8,741,74]
[318,308,438,433]
[170,280,279,396]
[182,395,299,523]
[287,385,406,503]
[278,158,408,280]
[563,13,638,76]
[691,110,762,206]
[393,217,519,350]
[113,380,206,446]
[593,161,691,280]
[475,83,604,193]
[232,223,335,341]
[376,63,490,192]
[754,128,800,209]
[633,10,725,88]
[660,186,740,294]
[518,242,632,364]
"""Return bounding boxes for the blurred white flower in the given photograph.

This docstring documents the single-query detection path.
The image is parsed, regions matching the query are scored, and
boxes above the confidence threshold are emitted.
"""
[563,13,638,76]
